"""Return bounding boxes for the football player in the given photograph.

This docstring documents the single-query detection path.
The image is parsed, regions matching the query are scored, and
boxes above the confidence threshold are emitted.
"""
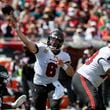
[0,64,26,109]
[72,44,110,110]
[9,13,74,110]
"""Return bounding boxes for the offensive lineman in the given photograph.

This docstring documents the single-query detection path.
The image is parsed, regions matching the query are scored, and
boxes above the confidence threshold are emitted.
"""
[9,13,74,110]
[72,44,110,110]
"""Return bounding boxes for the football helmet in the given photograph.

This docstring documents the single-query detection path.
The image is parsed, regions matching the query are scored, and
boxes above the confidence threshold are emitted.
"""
[0,65,9,82]
[47,29,64,50]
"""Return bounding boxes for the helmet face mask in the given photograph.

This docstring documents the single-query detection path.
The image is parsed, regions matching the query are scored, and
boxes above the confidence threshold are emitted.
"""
[47,30,64,50]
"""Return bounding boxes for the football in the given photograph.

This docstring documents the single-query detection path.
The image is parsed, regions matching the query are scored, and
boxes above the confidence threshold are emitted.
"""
[2,5,14,15]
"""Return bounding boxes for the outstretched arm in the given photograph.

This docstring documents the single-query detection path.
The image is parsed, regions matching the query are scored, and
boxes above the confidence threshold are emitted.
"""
[15,28,38,54]
[9,13,38,54]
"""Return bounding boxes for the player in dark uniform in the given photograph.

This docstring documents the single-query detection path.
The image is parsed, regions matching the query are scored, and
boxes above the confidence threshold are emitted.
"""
[0,64,26,109]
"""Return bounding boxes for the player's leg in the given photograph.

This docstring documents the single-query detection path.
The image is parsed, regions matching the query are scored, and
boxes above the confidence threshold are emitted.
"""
[48,91,62,110]
[72,73,106,110]
[31,84,48,110]
[48,83,62,110]
[2,95,26,109]
[50,98,62,110]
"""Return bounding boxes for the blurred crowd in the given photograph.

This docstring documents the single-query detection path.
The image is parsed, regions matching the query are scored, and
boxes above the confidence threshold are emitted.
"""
[0,0,110,110]
[0,0,110,46]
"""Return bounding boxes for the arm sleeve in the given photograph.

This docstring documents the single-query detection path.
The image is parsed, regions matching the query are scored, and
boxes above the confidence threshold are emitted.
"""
[98,58,110,72]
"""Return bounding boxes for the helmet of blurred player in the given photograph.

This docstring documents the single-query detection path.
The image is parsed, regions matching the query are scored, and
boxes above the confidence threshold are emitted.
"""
[0,65,9,82]
[47,29,64,50]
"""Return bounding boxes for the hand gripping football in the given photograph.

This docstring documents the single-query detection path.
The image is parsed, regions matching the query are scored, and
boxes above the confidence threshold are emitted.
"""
[2,5,14,15]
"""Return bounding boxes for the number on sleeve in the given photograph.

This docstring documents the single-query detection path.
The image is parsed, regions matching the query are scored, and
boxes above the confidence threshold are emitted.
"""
[46,62,57,77]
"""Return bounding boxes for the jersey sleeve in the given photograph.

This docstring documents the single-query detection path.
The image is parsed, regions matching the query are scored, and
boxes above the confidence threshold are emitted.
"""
[35,42,47,55]
[98,58,110,72]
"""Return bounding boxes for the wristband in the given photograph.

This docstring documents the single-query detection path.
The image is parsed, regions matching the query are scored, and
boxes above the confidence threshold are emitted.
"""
[62,64,68,70]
